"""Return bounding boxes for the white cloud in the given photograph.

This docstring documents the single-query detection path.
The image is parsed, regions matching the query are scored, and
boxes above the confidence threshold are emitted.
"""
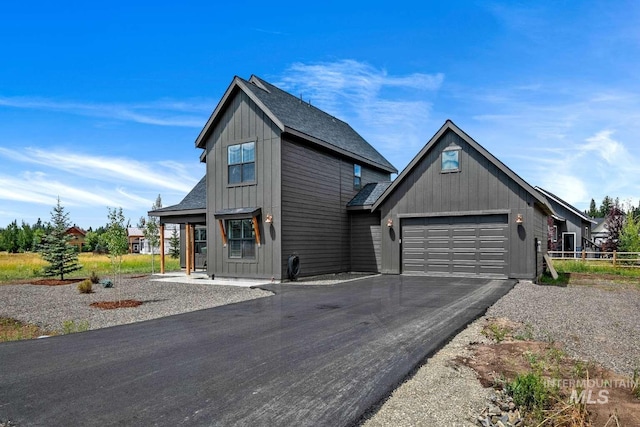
[277,60,444,168]
[0,147,198,193]
[0,96,212,127]
[583,130,627,165]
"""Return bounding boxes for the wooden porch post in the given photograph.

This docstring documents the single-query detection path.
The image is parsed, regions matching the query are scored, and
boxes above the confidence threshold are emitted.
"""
[186,223,192,276]
[160,224,165,274]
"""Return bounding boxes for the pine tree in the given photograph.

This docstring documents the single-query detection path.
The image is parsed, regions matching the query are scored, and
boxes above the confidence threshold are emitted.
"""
[40,198,82,280]
[587,198,598,218]
[168,227,180,259]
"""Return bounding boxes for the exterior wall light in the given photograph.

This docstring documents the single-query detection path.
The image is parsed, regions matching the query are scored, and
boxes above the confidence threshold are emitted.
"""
[265,214,273,224]
[386,218,394,227]
[515,214,524,225]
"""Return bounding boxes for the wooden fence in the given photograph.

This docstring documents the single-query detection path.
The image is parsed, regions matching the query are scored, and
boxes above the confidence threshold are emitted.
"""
[548,250,640,267]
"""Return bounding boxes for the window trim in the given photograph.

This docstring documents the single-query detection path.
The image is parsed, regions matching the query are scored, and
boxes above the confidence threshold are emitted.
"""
[227,140,257,187]
[441,143,462,174]
[553,225,558,242]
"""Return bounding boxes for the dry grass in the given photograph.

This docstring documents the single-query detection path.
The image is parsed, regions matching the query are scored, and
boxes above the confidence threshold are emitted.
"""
[0,252,181,284]
[0,317,54,341]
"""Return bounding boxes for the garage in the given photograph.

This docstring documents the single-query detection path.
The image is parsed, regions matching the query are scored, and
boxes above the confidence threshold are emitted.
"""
[401,214,509,277]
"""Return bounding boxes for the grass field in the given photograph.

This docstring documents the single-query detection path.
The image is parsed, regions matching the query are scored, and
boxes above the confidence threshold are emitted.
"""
[552,259,640,277]
[0,252,181,283]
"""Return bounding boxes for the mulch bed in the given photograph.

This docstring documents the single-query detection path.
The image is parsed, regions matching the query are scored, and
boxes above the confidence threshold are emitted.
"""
[29,279,84,286]
[90,300,144,310]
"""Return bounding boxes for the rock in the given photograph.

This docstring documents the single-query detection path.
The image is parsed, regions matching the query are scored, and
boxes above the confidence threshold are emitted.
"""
[478,416,493,427]
[508,401,516,410]
[488,405,501,416]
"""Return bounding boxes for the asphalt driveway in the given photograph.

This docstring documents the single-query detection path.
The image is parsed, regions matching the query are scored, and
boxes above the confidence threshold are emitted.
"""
[0,275,515,426]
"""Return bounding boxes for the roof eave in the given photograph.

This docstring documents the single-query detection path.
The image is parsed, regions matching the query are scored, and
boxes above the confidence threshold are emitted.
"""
[149,208,207,217]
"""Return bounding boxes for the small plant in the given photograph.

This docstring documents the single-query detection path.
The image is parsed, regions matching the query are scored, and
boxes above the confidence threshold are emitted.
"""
[89,271,100,284]
[514,322,535,341]
[77,279,93,294]
[483,322,510,343]
[31,267,42,278]
[507,372,552,416]
[62,320,90,334]
[100,278,113,288]
[633,368,640,399]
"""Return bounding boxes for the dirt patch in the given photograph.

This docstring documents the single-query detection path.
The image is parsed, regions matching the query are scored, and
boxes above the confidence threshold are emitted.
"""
[90,300,144,310]
[29,278,85,286]
[457,319,640,426]
[567,273,640,291]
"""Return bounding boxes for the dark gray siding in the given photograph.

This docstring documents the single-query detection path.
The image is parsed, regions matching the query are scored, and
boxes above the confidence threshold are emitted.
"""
[379,129,540,279]
[533,207,547,280]
[550,202,590,253]
[204,89,283,279]
[350,211,382,272]
[281,137,390,277]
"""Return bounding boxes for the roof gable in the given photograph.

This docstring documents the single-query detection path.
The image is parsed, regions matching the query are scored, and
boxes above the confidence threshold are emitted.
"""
[535,187,596,224]
[195,75,396,173]
[372,120,552,214]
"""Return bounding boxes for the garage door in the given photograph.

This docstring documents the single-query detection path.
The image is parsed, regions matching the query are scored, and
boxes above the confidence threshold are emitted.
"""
[402,214,508,277]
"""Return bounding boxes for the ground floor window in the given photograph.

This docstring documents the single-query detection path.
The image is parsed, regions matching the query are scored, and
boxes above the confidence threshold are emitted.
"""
[228,219,255,259]
[194,225,207,254]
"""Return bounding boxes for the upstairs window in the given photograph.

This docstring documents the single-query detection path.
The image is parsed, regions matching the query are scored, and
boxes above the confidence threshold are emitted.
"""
[441,143,461,173]
[228,219,256,259]
[354,164,362,190]
[228,142,255,184]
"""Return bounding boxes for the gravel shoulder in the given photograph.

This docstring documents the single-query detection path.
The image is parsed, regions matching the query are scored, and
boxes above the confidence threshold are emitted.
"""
[0,276,272,332]
[361,280,640,426]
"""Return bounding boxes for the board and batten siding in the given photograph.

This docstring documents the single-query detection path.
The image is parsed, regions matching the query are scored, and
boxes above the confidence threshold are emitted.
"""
[350,211,382,272]
[281,137,390,278]
[379,129,540,279]
[533,208,547,280]
[204,89,283,279]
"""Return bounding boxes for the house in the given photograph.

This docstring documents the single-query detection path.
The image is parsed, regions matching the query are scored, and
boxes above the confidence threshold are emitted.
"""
[151,75,555,280]
[127,227,144,253]
[535,187,597,257]
[591,217,608,248]
[64,226,86,252]
[139,225,180,256]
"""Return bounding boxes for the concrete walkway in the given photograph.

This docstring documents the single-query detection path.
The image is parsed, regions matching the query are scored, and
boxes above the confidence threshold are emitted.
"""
[150,271,273,287]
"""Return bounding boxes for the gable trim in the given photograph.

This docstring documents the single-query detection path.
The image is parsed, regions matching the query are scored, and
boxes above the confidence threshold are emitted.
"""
[195,76,285,149]
[372,120,552,214]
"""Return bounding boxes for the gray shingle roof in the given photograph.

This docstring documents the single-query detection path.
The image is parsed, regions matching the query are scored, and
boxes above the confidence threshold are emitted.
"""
[150,176,206,214]
[347,182,392,207]
[240,76,397,173]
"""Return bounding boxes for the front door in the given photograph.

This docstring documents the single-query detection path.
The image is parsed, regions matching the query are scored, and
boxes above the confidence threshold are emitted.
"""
[562,232,576,258]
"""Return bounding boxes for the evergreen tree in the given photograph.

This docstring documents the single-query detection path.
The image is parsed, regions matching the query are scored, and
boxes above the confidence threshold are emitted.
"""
[2,221,20,253]
[168,227,180,259]
[104,207,129,287]
[18,221,34,252]
[587,198,598,218]
[40,198,82,279]
[599,196,613,217]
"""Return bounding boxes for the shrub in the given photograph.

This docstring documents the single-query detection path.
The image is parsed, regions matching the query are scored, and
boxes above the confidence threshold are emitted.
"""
[77,279,93,294]
[100,278,113,288]
[507,372,551,413]
[89,271,100,284]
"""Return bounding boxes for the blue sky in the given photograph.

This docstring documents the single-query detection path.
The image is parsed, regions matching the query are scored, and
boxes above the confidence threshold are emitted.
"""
[1,1,639,229]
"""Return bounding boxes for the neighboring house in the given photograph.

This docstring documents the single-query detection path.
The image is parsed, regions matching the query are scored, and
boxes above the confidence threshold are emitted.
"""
[591,217,608,248]
[65,226,86,252]
[535,187,597,257]
[127,227,144,253]
[151,75,555,281]
[139,225,179,255]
